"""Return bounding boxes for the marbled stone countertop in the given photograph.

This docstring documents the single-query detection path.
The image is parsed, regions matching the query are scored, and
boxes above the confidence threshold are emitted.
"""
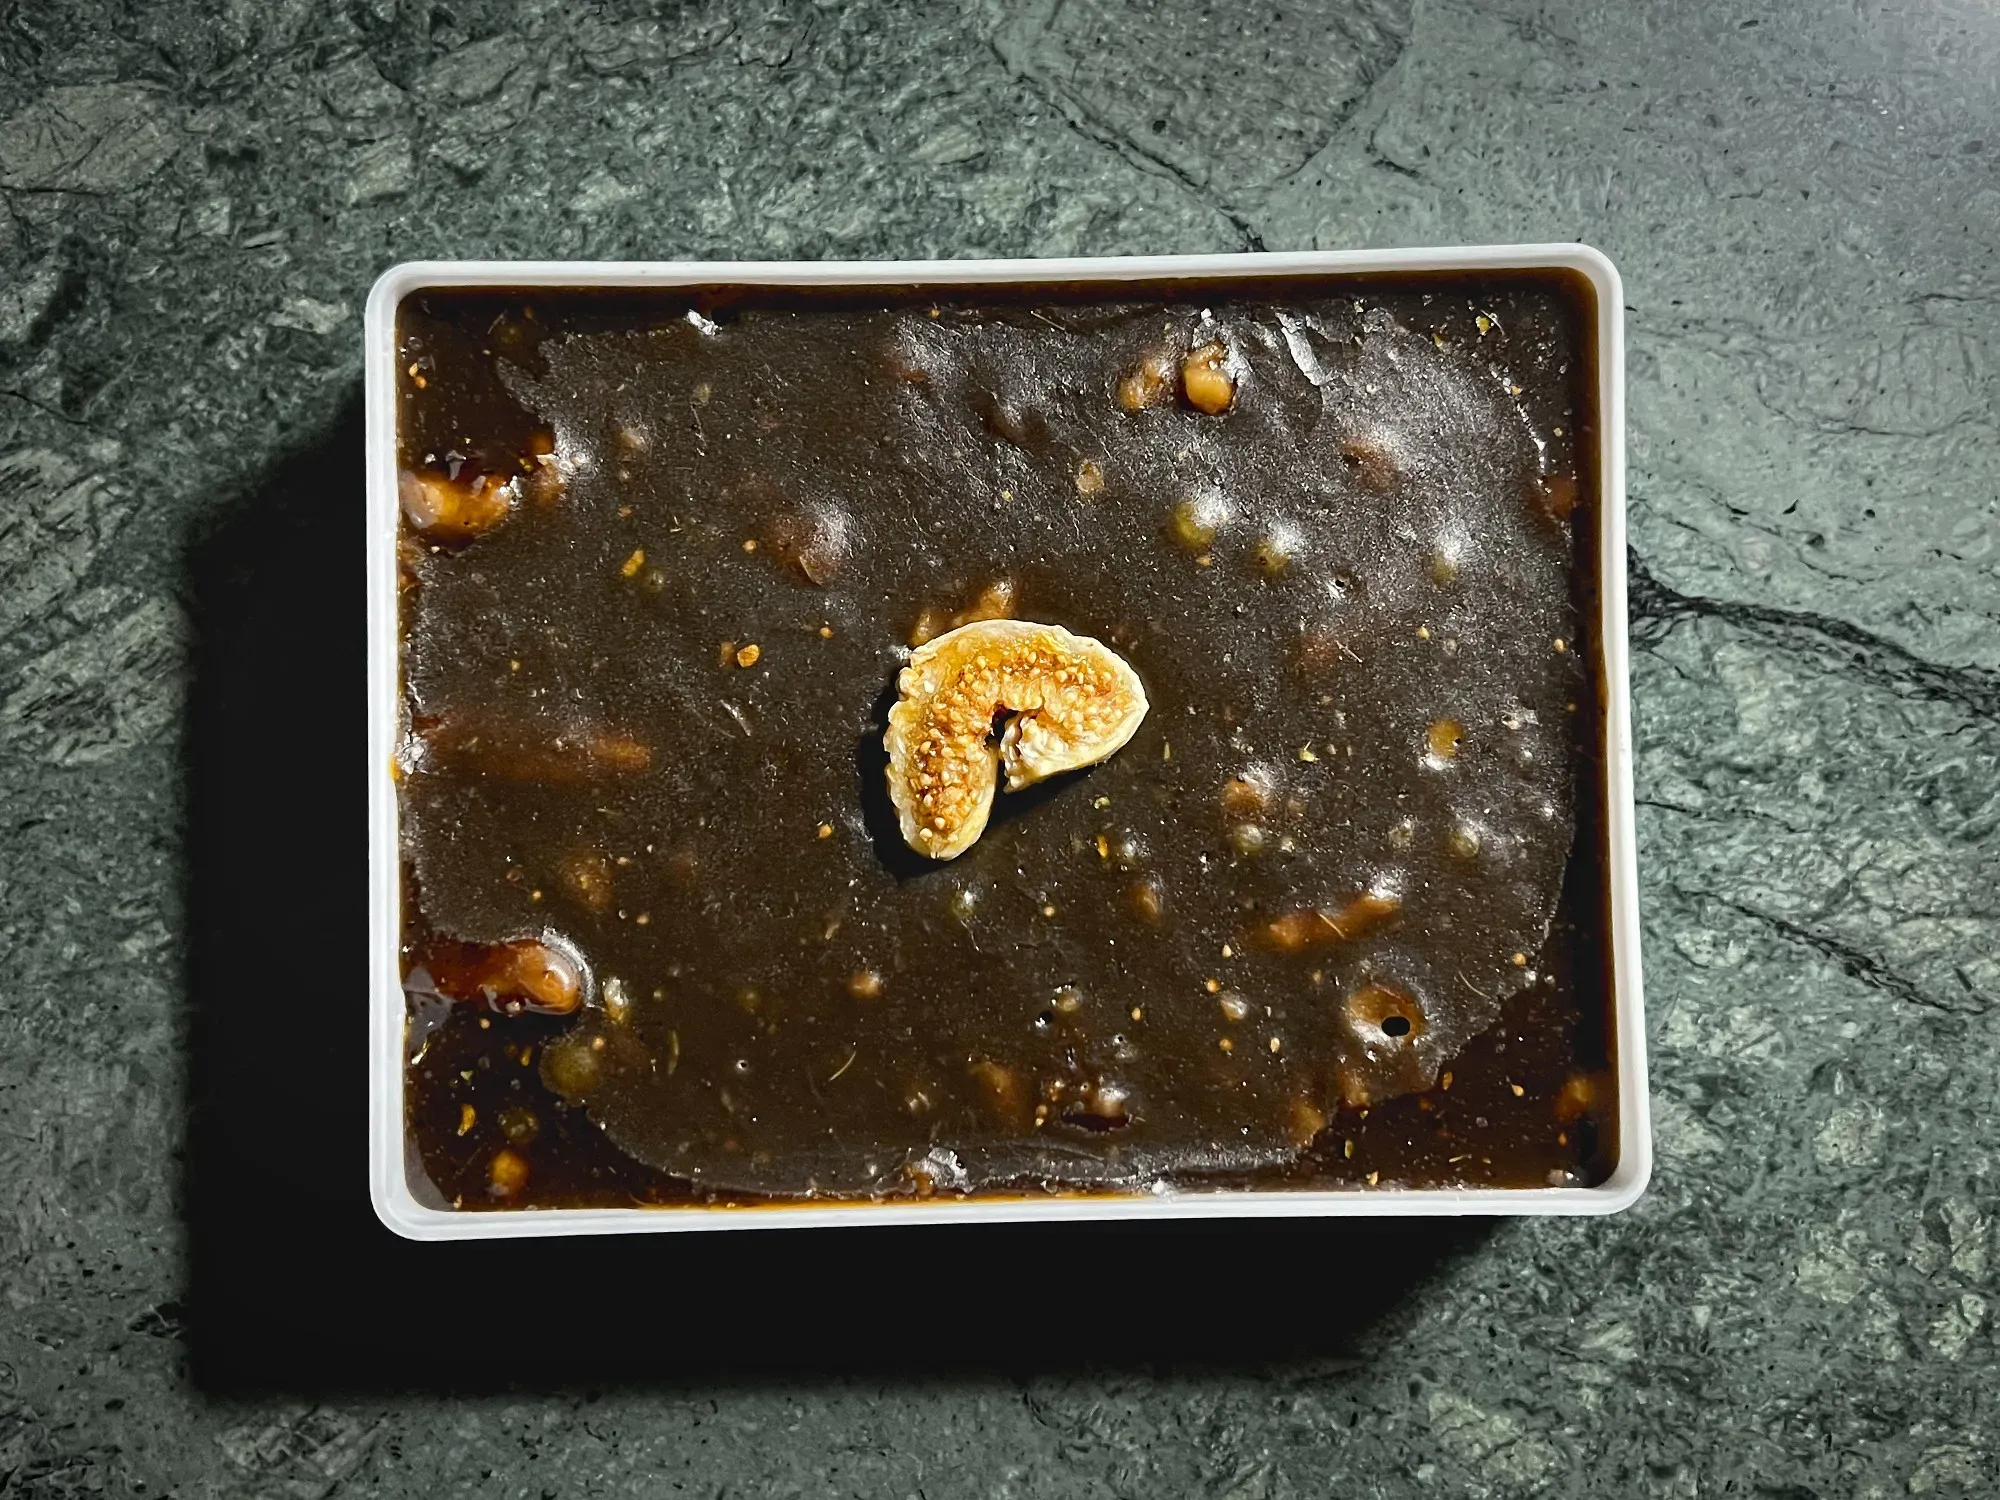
[1,1,1994,1495]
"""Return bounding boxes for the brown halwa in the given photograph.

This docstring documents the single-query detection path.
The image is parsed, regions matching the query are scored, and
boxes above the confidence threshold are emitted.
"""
[395,273,1613,1209]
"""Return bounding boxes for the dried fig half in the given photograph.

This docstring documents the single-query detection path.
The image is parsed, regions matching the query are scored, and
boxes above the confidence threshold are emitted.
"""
[885,619,1148,860]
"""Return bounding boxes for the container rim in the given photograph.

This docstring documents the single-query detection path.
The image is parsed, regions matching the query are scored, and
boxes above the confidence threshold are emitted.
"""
[365,244,1649,1240]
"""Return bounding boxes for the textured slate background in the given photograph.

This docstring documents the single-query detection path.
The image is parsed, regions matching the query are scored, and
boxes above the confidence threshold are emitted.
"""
[1,0,1996,1495]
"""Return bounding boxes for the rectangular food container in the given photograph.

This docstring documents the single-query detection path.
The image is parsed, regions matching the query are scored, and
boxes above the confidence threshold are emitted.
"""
[365,245,1649,1240]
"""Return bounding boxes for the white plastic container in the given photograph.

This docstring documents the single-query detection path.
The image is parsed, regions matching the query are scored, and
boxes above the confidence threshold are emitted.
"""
[365,246,1649,1240]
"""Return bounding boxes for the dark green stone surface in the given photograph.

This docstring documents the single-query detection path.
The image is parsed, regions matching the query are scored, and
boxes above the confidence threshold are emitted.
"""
[0,1,1993,1494]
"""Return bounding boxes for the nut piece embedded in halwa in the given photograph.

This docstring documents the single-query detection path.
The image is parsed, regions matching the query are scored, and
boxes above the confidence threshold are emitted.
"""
[885,619,1149,861]
[426,936,588,1015]
[1116,348,1176,412]
[399,470,517,541]
[1181,342,1236,413]
[1256,889,1402,953]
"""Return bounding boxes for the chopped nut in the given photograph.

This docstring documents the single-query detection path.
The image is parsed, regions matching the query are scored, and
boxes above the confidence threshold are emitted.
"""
[1555,1072,1596,1122]
[1218,992,1251,1023]
[1535,472,1580,522]
[399,470,516,542]
[1253,523,1300,578]
[1181,342,1235,413]
[1339,437,1400,493]
[1219,767,1276,819]
[817,822,834,839]
[1288,1100,1327,1147]
[1447,822,1481,859]
[907,605,951,648]
[735,643,762,668]
[603,976,632,1024]
[1116,348,1176,412]
[1227,822,1268,857]
[620,548,646,577]
[968,1059,1031,1130]
[1167,493,1228,554]
[457,1104,476,1136]
[762,504,853,585]
[846,968,885,1000]
[1257,890,1402,952]
[430,938,585,1015]
[1074,458,1106,495]
[884,620,1149,860]
[1509,1081,1526,1097]
[487,1148,530,1197]
[1129,877,1165,923]
[559,849,615,912]
[1298,745,1318,762]
[951,578,1018,628]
